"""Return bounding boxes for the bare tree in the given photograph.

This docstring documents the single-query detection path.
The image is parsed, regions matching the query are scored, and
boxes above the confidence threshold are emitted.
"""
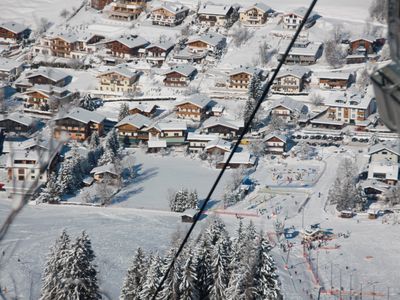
[60,9,70,19]
[231,25,254,47]
[324,40,346,68]
[309,92,324,106]
[369,0,389,23]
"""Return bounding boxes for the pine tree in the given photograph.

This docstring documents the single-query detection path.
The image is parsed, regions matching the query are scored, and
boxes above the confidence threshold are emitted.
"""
[188,190,198,209]
[160,248,182,300]
[248,72,262,100]
[89,131,100,150]
[179,252,200,300]
[121,248,147,300]
[194,238,213,300]
[56,231,100,300]
[40,230,71,300]
[118,103,130,121]
[231,220,246,270]
[243,97,256,127]
[254,235,282,300]
[58,156,77,194]
[97,146,115,166]
[209,236,230,300]
[38,173,61,203]
[139,254,163,299]
[106,128,120,156]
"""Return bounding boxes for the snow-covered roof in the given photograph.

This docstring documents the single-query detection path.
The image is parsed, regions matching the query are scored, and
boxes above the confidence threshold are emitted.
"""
[176,94,211,109]
[148,121,187,132]
[310,118,345,126]
[0,112,35,127]
[99,64,139,79]
[240,3,273,13]
[51,31,79,43]
[202,117,244,130]
[276,65,310,79]
[368,162,399,181]
[350,35,376,43]
[186,132,219,142]
[221,151,256,165]
[0,57,23,72]
[181,208,199,217]
[285,7,318,19]
[116,114,152,129]
[164,64,197,77]
[25,67,69,82]
[270,97,308,114]
[145,41,175,51]
[265,132,287,143]
[55,107,105,124]
[0,21,28,34]
[279,41,322,57]
[198,3,232,16]
[229,66,263,76]
[108,35,149,49]
[325,93,373,110]
[90,163,119,176]
[361,180,392,193]
[205,138,232,151]
[187,33,226,47]
[148,139,167,148]
[152,2,189,14]
[368,141,400,157]
[129,103,158,113]
[316,72,351,80]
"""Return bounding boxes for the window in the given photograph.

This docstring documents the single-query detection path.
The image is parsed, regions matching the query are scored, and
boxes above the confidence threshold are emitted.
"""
[18,175,24,181]
[18,169,24,175]
[31,169,35,174]
[174,133,179,137]
[382,151,388,155]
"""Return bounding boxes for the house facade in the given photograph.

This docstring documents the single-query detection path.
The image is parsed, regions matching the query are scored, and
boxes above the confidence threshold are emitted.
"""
[54,108,105,141]
[367,142,400,185]
[239,3,273,26]
[150,3,189,26]
[197,4,234,27]
[349,37,375,55]
[104,35,149,59]
[108,0,147,21]
[23,85,72,111]
[317,72,352,90]
[202,117,244,139]
[25,67,70,88]
[270,97,308,121]
[278,40,322,65]
[186,132,219,153]
[325,94,376,124]
[97,65,140,94]
[146,122,187,145]
[0,57,24,81]
[186,33,226,57]
[115,114,152,146]
[91,0,113,10]
[228,66,264,90]
[0,112,37,135]
[282,7,318,30]
[163,65,197,87]
[0,22,30,43]
[175,95,211,121]
[264,133,287,154]
[272,66,309,94]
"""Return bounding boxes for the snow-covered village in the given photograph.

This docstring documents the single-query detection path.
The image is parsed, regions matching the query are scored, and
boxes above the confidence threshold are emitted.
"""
[0,0,398,299]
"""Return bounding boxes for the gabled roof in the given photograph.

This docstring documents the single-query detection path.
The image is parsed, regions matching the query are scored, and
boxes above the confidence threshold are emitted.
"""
[221,151,256,165]
[271,97,308,114]
[98,64,139,79]
[90,163,119,176]
[285,7,318,19]
[116,114,152,129]
[240,2,273,14]
[26,67,69,82]
[203,117,243,130]
[0,22,29,34]
[205,138,232,151]
[129,103,158,113]
[186,132,219,141]
[164,64,197,77]
[2,136,61,153]
[152,2,189,15]
[198,3,232,16]
[229,66,263,76]
[108,35,149,49]
[325,92,373,110]
[187,33,226,47]
[0,57,24,72]
[51,31,79,43]
[145,41,175,51]
[279,41,322,57]
[350,35,376,43]
[276,65,310,79]
[0,112,35,127]
[55,107,105,124]
[176,94,211,109]
[317,72,351,80]
[265,132,287,143]
[147,121,187,132]
[368,141,400,157]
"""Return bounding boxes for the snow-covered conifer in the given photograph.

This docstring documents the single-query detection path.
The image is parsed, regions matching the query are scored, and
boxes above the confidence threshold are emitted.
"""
[38,173,60,203]
[89,131,100,150]
[179,252,199,300]
[118,103,130,121]
[120,248,147,300]
[160,248,182,300]
[139,254,163,299]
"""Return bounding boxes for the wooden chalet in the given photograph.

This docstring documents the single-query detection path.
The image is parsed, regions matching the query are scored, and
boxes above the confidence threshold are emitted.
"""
[197,3,234,27]
[163,65,197,87]
[23,85,73,111]
[264,133,287,155]
[104,35,149,59]
[54,108,105,141]
[228,66,264,90]
[97,64,140,94]
[175,95,211,121]
[129,103,158,117]
[205,138,232,156]
[272,66,310,94]
[144,41,174,67]
[349,37,376,55]
[0,112,38,135]
[186,33,226,57]
[186,132,219,153]
[91,0,113,10]
[150,2,189,27]
[108,0,147,21]
[181,209,199,223]
[146,121,187,145]
[216,151,256,169]
[0,22,30,43]
[278,40,323,65]
[90,164,120,182]
[0,57,24,81]
[202,117,244,139]
[239,3,274,26]
[115,114,152,146]
[282,7,318,30]
[49,32,105,58]
[270,97,308,121]
[25,67,70,87]
[317,72,352,90]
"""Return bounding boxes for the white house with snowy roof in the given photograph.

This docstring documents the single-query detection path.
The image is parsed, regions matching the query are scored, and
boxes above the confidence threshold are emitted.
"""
[272,65,310,94]
[367,142,400,185]
[202,117,244,139]
[239,3,274,26]
[270,97,308,121]
[175,94,212,121]
[278,40,323,65]
[186,33,226,56]
[282,7,319,30]
[97,64,141,94]
[150,2,189,27]
[197,3,235,27]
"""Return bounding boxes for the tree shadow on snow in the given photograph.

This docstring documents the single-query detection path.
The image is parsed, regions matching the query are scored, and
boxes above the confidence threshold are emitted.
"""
[132,164,159,185]
[112,187,145,204]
